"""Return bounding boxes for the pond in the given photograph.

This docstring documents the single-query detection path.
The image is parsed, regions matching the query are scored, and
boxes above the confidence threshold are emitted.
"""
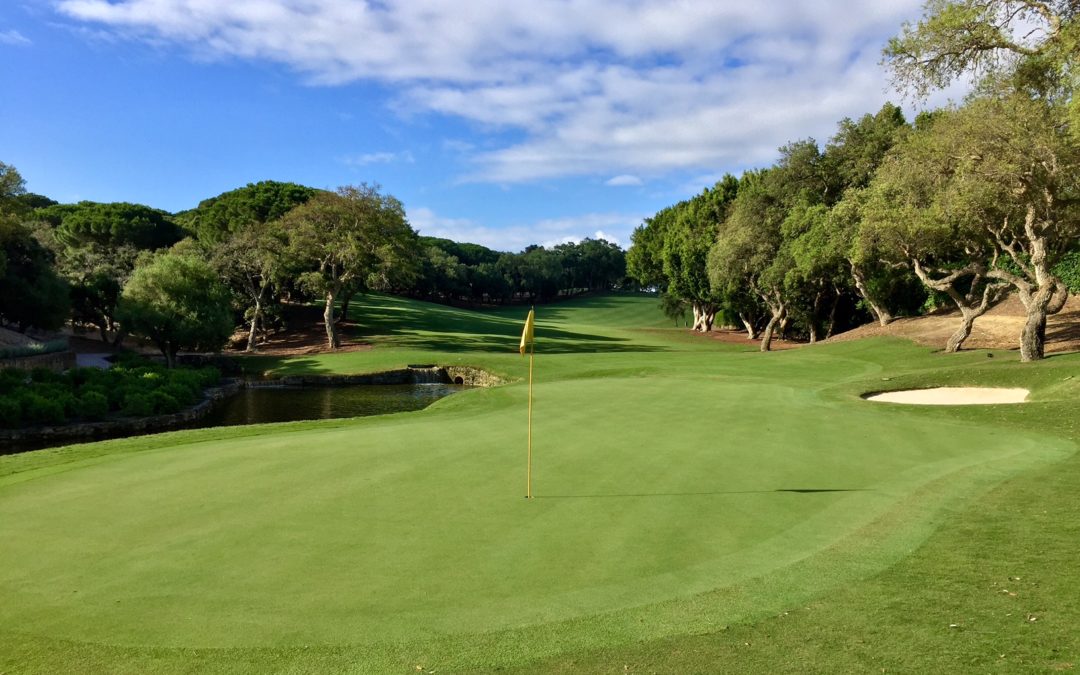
[200,383,469,427]
[1,382,470,455]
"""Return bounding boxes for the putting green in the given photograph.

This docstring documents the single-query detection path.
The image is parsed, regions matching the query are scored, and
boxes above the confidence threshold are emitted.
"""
[1,293,1076,672]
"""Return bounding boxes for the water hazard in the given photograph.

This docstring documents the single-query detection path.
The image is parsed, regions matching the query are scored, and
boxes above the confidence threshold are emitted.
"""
[2,383,469,455]
[201,383,467,427]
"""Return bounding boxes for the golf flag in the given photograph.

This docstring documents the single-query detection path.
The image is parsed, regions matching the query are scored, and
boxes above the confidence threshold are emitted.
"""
[521,308,536,498]
[519,309,535,356]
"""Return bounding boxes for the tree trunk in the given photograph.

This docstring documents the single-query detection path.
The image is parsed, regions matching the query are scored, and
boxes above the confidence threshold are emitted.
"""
[738,313,759,340]
[690,303,714,332]
[324,288,340,350]
[338,293,352,325]
[850,262,893,326]
[825,289,840,339]
[760,295,786,352]
[760,308,785,352]
[809,323,818,344]
[945,310,977,354]
[246,297,261,352]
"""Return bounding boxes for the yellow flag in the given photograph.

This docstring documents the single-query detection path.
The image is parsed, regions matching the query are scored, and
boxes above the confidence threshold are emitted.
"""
[519,309,535,356]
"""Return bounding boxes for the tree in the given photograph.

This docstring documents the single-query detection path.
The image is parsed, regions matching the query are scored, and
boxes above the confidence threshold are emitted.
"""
[939,96,1078,359]
[283,185,419,349]
[708,171,791,350]
[0,220,70,332]
[861,112,1010,352]
[38,201,182,250]
[180,181,318,245]
[116,252,234,367]
[884,0,1074,99]
[0,164,70,332]
[210,221,288,351]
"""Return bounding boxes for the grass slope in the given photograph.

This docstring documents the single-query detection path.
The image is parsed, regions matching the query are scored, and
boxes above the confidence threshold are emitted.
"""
[1,292,1078,673]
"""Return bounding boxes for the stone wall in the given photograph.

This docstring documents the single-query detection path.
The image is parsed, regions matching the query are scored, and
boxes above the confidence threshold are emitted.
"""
[0,380,242,449]
[0,350,77,373]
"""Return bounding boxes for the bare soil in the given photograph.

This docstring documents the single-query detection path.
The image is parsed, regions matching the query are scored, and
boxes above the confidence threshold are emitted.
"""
[828,293,1080,354]
[701,328,804,350]
[225,304,373,357]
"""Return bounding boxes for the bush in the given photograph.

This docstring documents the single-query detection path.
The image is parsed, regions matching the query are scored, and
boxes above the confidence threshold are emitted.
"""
[196,367,221,388]
[121,392,154,417]
[21,394,65,425]
[29,367,59,384]
[161,382,197,406]
[1054,250,1080,293]
[149,390,181,415]
[78,391,109,421]
[0,397,21,428]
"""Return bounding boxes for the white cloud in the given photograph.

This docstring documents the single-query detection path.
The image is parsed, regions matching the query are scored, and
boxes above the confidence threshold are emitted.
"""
[0,29,31,46]
[341,151,414,166]
[605,175,643,187]
[408,207,641,252]
[55,1,952,183]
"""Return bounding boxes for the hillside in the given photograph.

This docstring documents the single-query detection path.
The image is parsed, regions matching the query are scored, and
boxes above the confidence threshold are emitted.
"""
[830,293,1080,354]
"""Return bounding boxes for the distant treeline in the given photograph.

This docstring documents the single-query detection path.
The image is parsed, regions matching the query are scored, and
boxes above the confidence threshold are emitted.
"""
[0,170,627,358]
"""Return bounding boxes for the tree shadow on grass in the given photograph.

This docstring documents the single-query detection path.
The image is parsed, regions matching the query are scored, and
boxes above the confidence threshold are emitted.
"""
[533,488,869,499]
[351,295,667,354]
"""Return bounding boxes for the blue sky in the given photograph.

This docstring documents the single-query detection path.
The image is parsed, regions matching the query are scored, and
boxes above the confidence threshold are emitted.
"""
[1,1,960,251]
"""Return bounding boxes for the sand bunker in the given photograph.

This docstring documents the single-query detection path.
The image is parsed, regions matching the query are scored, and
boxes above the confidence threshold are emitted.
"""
[865,387,1029,405]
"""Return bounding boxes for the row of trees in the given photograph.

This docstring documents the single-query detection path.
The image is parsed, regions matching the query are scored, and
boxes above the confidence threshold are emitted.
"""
[0,169,627,361]
[628,0,1080,361]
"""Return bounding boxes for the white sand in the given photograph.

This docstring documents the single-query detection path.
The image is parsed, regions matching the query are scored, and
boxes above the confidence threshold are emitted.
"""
[865,387,1029,405]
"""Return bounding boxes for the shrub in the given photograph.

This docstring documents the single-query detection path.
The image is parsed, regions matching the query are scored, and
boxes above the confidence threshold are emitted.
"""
[196,367,221,388]
[1054,250,1080,293]
[29,367,59,384]
[78,391,109,421]
[121,392,154,417]
[161,382,196,406]
[148,390,180,415]
[57,392,79,418]
[21,394,65,425]
[106,384,130,409]
[0,397,21,428]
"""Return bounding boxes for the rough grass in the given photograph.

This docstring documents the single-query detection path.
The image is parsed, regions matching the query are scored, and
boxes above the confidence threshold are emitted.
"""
[1,292,1078,673]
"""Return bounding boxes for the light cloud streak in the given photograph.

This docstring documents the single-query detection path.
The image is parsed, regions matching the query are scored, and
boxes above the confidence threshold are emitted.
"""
[0,29,31,46]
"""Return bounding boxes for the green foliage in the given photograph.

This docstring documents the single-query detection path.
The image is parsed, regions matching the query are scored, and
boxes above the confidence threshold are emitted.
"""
[0,396,19,427]
[181,181,318,244]
[121,392,154,417]
[0,359,221,428]
[0,220,70,331]
[117,252,234,365]
[1053,249,1080,292]
[20,393,65,425]
[37,201,182,250]
[884,0,1072,98]
[148,390,181,415]
[77,391,109,421]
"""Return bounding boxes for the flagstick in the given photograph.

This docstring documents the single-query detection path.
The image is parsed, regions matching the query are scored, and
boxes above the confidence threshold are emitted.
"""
[527,337,534,499]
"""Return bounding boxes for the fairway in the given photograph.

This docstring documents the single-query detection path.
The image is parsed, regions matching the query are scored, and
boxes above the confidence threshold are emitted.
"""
[1,294,1078,672]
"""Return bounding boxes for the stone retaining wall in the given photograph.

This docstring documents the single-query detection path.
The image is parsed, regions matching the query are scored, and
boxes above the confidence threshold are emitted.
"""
[0,380,242,449]
[0,350,77,373]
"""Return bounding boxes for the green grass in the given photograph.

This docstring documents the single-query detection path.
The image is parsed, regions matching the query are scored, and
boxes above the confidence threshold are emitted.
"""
[1,292,1078,673]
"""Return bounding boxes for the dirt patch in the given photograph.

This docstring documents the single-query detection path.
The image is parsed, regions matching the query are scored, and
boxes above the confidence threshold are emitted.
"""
[829,294,1080,354]
[865,387,1029,405]
[694,328,804,350]
[226,304,373,357]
